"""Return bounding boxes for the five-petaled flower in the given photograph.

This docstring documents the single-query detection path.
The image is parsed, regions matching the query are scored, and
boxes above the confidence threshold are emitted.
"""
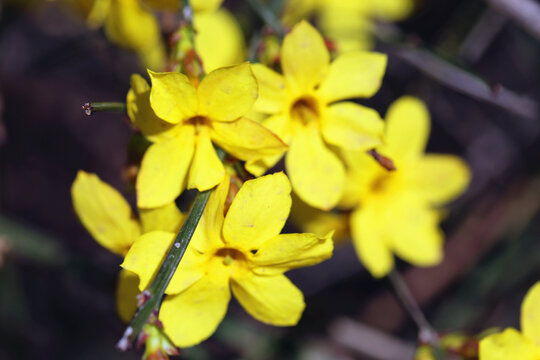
[128,63,287,209]
[480,282,540,360]
[122,172,334,347]
[340,96,471,278]
[249,21,387,210]
[71,171,184,322]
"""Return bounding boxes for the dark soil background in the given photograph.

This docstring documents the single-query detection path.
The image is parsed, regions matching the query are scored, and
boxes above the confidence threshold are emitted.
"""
[1,0,539,359]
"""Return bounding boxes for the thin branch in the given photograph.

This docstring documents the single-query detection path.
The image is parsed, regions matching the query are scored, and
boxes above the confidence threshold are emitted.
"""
[388,269,444,359]
[483,0,540,40]
[117,148,227,350]
[380,43,538,120]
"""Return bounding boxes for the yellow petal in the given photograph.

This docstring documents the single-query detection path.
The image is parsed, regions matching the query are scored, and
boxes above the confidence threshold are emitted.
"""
[126,74,180,143]
[187,128,225,191]
[104,0,165,70]
[121,231,206,294]
[197,63,258,122]
[479,328,540,360]
[370,0,415,21]
[317,51,387,103]
[386,196,444,267]
[286,123,345,210]
[223,173,292,250]
[350,206,394,278]
[251,64,288,114]
[244,114,291,176]
[86,0,110,28]
[115,269,140,323]
[322,102,384,151]
[385,96,430,160]
[522,282,540,347]
[290,194,350,242]
[160,270,230,347]
[339,150,380,209]
[190,0,223,13]
[190,174,229,253]
[148,70,198,124]
[409,155,471,205]
[318,7,373,53]
[211,117,287,161]
[194,8,245,73]
[136,127,195,208]
[231,272,304,326]
[281,21,329,95]
[139,202,184,234]
[71,171,140,256]
[251,233,333,276]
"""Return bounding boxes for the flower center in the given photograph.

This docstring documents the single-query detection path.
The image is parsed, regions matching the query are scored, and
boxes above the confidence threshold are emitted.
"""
[215,247,246,266]
[370,173,392,193]
[185,115,210,133]
[290,96,320,125]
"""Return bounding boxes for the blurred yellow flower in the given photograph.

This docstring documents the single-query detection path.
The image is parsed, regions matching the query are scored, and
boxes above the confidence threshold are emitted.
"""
[480,282,540,360]
[131,64,287,209]
[248,21,386,210]
[282,0,414,52]
[341,97,471,277]
[122,173,334,347]
[71,170,184,321]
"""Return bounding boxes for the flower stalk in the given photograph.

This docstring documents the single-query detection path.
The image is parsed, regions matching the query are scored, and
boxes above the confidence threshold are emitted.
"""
[388,269,444,359]
[82,102,126,115]
[117,148,227,351]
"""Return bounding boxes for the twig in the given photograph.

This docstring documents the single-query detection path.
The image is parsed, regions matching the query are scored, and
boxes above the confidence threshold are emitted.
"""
[117,148,227,350]
[82,102,126,115]
[483,0,540,40]
[329,317,416,360]
[388,269,443,358]
[245,0,284,37]
[381,44,538,120]
[459,8,507,64]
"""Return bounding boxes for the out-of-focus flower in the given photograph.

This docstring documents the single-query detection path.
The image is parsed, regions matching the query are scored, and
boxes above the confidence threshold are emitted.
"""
[415,332,480,359]
[480,282,540,360]
[341,97,471,278]
[71,171,184,321]
[282,0,414,53]
[65,0,166,70]
[248,21,386,210]
[132,64,286,209]
[122,173,334,347]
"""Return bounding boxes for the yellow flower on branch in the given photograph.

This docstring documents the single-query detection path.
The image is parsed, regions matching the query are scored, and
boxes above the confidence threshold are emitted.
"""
[282,0,414,52]
[122,172,334,347]
[130,64,287,209]
[480,282,540,360]
[248,21,386,210]
[71,170,184,321]
[341,97,471,278]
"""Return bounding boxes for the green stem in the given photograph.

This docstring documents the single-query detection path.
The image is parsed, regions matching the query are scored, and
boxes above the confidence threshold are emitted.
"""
[245,0,284,37]
[82,102,126,115]
[117,148,226,350]
[388,269,444,358]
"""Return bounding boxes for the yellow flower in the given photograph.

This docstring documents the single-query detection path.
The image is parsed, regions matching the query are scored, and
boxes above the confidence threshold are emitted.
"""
[341,97,471,277]
[282,0,414,52]
[71,170,184,321]
[480,282,540,360]
[76,0,166,70]
[122,173,334,347]
[131,63,287,209]
[248,21,386,210]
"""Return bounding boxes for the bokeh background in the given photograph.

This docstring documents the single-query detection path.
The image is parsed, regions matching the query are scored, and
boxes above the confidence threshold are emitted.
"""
[1,0,540,359]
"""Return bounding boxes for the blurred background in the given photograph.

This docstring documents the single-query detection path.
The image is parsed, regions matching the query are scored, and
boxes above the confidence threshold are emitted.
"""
[1,0,540,359]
